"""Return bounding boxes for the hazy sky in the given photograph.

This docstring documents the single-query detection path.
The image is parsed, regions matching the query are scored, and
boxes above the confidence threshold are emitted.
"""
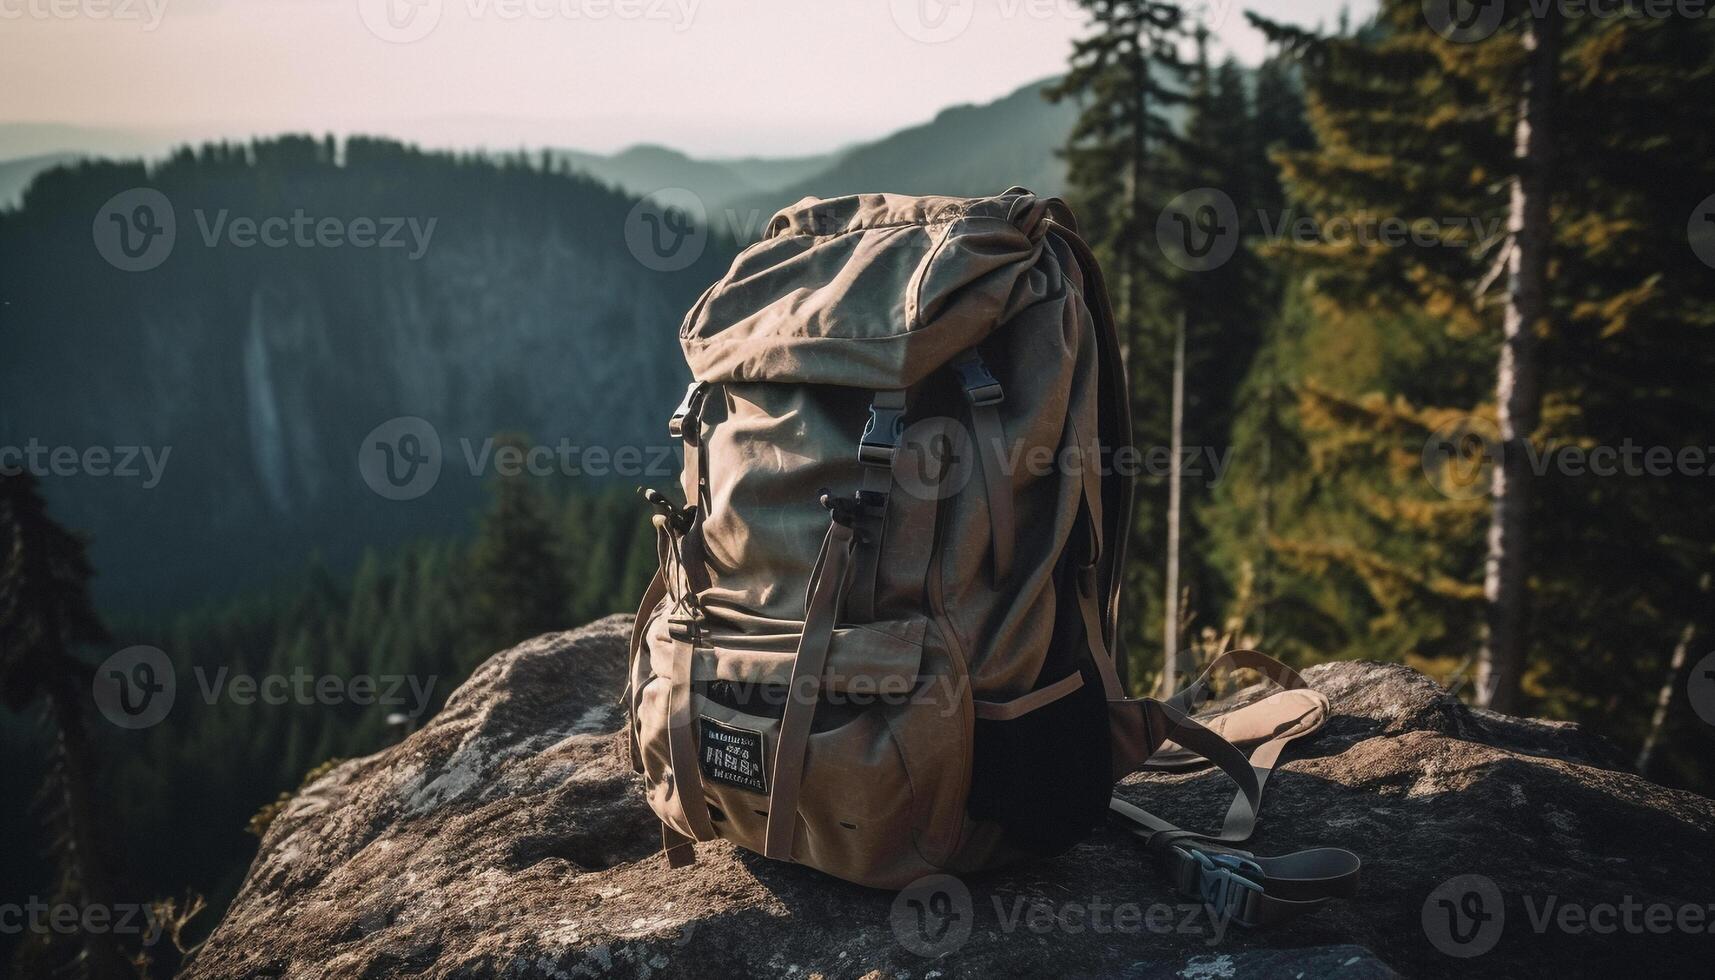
[0,0,1371,156]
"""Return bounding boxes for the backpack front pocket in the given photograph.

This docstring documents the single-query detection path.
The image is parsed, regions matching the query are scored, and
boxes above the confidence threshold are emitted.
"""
[635,610,970,887]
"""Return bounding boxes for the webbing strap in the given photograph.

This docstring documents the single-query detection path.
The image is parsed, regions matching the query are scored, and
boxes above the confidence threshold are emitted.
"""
[1107,650,1358,926]
[661,822,697,868]
[763,513,857,859]
[665,629,717,844]
[1047,220,1133,685]
[1155,839,1362,928]
[848,390,904,623]
[952,350,1014,583]
[623,569,668,774]
[672,382,715,596]
[1166,648,1311,715]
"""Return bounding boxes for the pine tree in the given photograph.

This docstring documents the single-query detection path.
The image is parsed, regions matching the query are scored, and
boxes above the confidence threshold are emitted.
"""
[0,472,131,980]
[1048,0,1191,690]
[1249,7,1715,759]
[467,434,573,660]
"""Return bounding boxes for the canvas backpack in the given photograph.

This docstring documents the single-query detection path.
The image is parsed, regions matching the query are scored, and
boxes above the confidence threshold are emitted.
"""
[624,188,1359,927]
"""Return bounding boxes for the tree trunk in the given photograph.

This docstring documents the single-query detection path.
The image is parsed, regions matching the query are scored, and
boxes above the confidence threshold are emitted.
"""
[1161,312,1185,696]
[1478,9,1561,713]
[46,672,133,980]
[1636,621,1696,775]
[1637,573,1710,773]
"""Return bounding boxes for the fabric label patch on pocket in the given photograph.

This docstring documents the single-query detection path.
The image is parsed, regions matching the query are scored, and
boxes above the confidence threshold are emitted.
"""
[698,716,769,794]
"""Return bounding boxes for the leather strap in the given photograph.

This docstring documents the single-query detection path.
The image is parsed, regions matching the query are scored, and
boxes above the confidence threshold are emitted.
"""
[763,513,857,859]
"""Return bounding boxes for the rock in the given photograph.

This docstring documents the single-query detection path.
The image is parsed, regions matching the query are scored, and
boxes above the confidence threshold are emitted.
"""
[184,617,1715,978]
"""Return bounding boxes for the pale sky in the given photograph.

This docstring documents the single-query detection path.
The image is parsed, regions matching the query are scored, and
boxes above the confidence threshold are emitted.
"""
[0,0,1370,157]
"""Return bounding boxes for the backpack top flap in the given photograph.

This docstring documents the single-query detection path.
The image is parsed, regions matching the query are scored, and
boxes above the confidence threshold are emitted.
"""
[680,189,1064,390]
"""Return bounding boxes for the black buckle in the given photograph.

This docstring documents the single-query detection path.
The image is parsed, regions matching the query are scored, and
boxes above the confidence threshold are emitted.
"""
[818,489,863,528]
[953,355,1004,407]
[1176,847,1264,928]
[858,402,906,466]
[667,615,702,644]
[668,382,710,444]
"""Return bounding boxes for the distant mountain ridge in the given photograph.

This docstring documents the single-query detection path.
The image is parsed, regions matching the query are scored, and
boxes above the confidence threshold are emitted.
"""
[2,79,1074,221]
[549,79,1075,238]
[719,79,1075,229]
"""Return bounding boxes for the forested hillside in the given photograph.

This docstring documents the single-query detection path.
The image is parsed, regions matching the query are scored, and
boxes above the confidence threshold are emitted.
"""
[1051,6,1715,795]
[0,138,733,614]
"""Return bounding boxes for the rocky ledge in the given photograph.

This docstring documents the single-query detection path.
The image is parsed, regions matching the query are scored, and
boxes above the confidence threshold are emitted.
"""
[184,616,1715,979]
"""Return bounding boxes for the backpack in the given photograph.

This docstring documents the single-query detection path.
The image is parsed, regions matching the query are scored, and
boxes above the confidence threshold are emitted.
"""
[624,188,1359,927]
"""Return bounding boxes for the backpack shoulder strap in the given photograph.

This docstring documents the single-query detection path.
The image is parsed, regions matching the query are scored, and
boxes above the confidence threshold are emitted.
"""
[1044,217,1134,685]
[1108,650,1361,927]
